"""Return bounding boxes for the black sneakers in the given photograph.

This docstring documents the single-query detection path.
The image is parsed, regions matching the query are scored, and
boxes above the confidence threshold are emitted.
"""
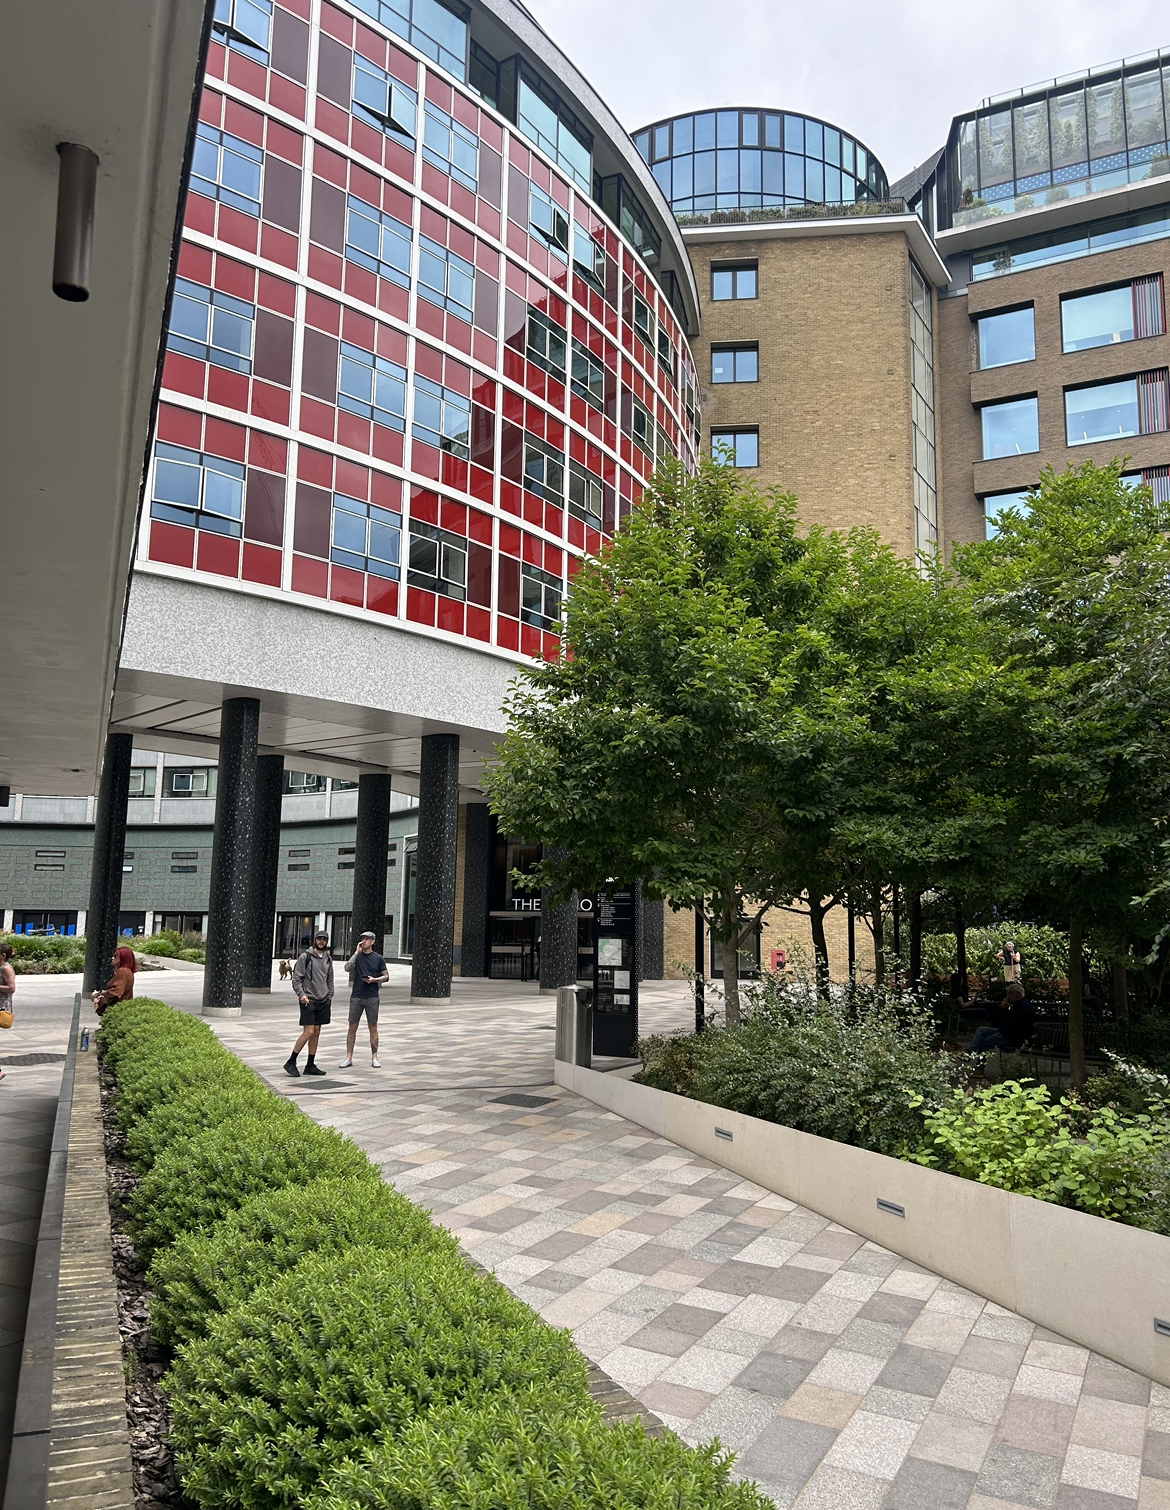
[283,1056,300,1077]
[303,1062,327,1076]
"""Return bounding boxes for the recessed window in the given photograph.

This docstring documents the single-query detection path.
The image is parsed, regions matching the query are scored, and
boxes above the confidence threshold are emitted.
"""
[631,294,655,347]
[171,851,199,861]
[164,768,217,799]
[345,197,411,288]
[418,237,473,323]
[331,495,401,581]
[976,307,1034,369]
[128,767,156,798]
[711,263,757,301]
[711,429,759,467]
[151,444,244,539]
[190,124,263,216]
[980,398,1039,459]
[168,279,255,373]
[338,846,356,855]
[526,308,567,381]
[338,344,407,433]
[570,340,605,410]
[516,68,591,193]
[350,0,469,82]
[352,56,418,144]
[35,850,66,858]
[412,376,470,460]
[982,490,1033,537]
[711,345,758,384]
[287,863,310,872]
[337,861,355,870]
[1062,275,1163,352]
[34,864,64,872]
[529,185,568,260]
[283,773,327,795]
[572,225,605,291]
[1065,379,1139,444]
[211,0,272,63]
[170,865,198,874]
[521,561,562,632]
[422,101,477,191]
[523,435,565,503]
[408,521,467,600]
[568,461,603,525]
[287,848,311,857]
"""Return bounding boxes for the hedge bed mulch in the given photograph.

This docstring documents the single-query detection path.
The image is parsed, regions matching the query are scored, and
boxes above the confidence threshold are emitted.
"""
[98,998,774,1510]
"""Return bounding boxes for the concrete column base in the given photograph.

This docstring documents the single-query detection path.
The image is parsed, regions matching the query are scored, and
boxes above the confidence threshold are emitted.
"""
[245,984,272,994]
[202,1005,243,1018]
[539,986,560,994]
[409,995,451,1005]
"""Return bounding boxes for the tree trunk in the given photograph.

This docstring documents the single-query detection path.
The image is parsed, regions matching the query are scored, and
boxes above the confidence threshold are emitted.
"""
[871,883,885,988]
[1112,933,1128,1020]
[909,893,923,991]
[721,894,741,1029]
[807,896,831,999]
[954,900,967,999]
[1068,916,1087,1089]
[891,888,901,983]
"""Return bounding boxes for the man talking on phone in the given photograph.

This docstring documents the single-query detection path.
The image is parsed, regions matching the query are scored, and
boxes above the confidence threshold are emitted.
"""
[339,931,388,1068]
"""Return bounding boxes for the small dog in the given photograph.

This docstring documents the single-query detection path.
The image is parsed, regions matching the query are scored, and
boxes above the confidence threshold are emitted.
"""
[277,958,293,981]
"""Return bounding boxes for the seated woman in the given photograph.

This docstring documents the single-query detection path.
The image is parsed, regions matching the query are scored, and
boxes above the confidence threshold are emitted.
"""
[91,945,137,1016]
[969,982,1035,1056]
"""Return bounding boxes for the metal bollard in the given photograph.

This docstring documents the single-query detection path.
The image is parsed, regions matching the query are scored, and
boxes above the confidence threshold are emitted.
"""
[554,985,592,1067]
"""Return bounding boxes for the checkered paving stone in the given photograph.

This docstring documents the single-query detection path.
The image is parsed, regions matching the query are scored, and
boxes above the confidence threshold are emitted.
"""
[130,971,1170,1509]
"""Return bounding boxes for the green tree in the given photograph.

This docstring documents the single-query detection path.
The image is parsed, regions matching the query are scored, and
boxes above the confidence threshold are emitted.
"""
[484,461,853,1025]
[954,462,1170,1082]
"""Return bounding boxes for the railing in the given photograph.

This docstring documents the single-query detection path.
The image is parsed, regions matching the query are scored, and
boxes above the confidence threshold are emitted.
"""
[676,199,908,228]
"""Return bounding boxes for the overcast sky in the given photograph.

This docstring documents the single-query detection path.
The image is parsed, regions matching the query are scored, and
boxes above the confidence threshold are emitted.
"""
[526,0,1168,184]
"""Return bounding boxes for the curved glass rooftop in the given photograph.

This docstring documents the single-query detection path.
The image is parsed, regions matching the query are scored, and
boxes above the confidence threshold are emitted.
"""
[633,109,889,217]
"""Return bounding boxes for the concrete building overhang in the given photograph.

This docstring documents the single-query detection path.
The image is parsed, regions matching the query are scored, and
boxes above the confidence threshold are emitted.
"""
[0,0,211,798]
[936,174,1170,257]
[113,572,516,800]
[681,213,950,288]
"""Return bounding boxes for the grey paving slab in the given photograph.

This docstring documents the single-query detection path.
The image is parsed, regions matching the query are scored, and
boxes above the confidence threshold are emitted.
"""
[107,966,1169,1510]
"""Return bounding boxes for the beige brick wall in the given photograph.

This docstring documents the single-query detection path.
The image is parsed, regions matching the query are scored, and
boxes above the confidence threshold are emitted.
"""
[936,238,1170,553]
[662,897,876,985]
[684,230,923,555]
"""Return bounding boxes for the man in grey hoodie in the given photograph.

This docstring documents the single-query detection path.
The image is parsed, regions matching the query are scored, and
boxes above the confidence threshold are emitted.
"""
[285,930,334,1077]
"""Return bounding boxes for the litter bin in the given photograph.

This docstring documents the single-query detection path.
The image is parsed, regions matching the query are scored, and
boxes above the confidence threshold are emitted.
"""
[555,984,592,1067]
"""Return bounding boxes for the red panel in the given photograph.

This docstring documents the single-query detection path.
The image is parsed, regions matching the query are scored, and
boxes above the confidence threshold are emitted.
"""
[161,351,204,399]
[206,40,226,77]
[371,426,404,466]
[500,482,522,517]
[330,564,365,606]
[319,1,353,40]
[376,280,409,322]
[257,271,296,317]
[522,494,543,527]
[411,440,440,480]
[543,543,563,576]
[298,446,333,485]
[266,118,304,165]
[242,543,282,586]
[386,44,416,86]
[250,434,288,473]
[586,528,602,554]
[421,163,448,204]
[206,365,249,411]
[450,182,475,222]
[251,382,290,426]
[158,403,203,448]
[335,458,369,497]
[366,577,398,616]
[336,409,371,455]
[177,240,213,283]
[409,488,438,524]
[260,225,298,268]
[204,417,247,461]
[305,290,341,333]
[225,98,264,145]
[268,73,306,119]
[568,516,585,549]
[406,587,436,626]
[384,142,413,183]
[543,505,563,538]
[315,98,350,143]
[343,261,377,307]
[299,398,336,441]
[440,500,467,535]
[466,605,491,643]
[542,632,561,661]
[354,21,386,63]
[217,205,259,253]
[196,532,241,578]
[496,616,519,651]
[476,203,500,239]
[342,306,376,349]
[377,325,408,364]
[198,87,224,126]
[291,553,328,597]
[350,118,382,166]
[436,596,464,635]
[472,331,497,368]
[520,624,541,658]
[499,522,521,556]
[440,454,467,494]
[521,533,542,566]
[415,298,445,341]
[226,51,266,99]
[467,509,492,545]
[446,316,472,355]
[307,245,343,288]
[370,473,401,512]
[469,466,493,504]
[424,72,452,109]
[148,521,194,568]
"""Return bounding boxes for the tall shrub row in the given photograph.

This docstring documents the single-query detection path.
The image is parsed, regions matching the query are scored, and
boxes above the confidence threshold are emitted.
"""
[100,999,772,1510]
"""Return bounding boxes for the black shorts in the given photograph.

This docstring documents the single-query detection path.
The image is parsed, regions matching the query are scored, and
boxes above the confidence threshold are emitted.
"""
[299,1000,332,1026]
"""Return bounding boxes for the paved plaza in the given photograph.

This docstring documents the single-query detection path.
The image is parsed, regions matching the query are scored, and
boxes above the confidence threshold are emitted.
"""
[14,968,1170,1509]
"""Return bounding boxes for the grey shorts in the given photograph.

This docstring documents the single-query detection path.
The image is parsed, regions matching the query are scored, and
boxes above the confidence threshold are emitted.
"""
[348,996,380,1025]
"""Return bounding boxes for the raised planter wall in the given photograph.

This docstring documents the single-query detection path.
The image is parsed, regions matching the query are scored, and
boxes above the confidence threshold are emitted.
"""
[554,1060,1170,1387]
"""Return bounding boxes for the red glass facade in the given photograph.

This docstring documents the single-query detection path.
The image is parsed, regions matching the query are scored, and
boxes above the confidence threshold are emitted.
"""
[141,0,699,665]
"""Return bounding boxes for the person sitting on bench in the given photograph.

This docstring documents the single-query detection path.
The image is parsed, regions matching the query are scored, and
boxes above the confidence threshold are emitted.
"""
[969,983,1035,1056]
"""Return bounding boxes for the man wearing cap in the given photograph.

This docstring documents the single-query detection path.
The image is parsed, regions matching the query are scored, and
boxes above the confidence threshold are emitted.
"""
[285,930,334,1077]
[340,930,389,1068]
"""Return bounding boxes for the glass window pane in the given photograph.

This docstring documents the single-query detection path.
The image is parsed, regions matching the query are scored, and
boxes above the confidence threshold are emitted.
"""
[736,348,757,381]
[805,120,823,159]
[674,116,692,154]
[785,154,804,198]
[764,114,781,149]
[155,457,201,507]
[735,267,756,298]
[1126,70,1165,147]
[171,291,210,342]
[693,150,715,197]
[806,159,824,201]
[693,112,715,151]
[211,307,252,360]
[409,534,438,573]
[711,349,734,382]
[978,109,1013,187]
[716,150,739,193]
[736,431,758,466]
[984,490,1033,537]
[711,268,733,300]
[784,115,804,153]
[672,155,692,199]
[203,467,244,518]
[957,119,978,193]
[740,150,761,193]
[1087,80,1126,158]
[1012,99,1050,176]
[981,397,1039,458]
[333,509,368,553]
[1061,285,1135,351]
[741,113,759,147]
[1065,379,1139,444]
[367,521,399,563]
[1049,89,1088,169]
[763,151,783,196]
[717,111,739,148]
[978,307,1035,368]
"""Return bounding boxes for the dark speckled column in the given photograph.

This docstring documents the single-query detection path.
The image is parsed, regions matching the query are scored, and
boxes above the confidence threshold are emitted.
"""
[83,732,133,993]
[203,697,259,1017]
[458,803,493,977]
[539,847,577,993]
[352,773,392,953]
[410,733,459,1003]
[641,897,665,980]
[243,754,283,990]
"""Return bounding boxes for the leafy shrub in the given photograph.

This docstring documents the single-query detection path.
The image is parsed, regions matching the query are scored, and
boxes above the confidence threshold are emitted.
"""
[149,1177,456,1346]
[1,931,87,973]
[920,923,1081,983]
[909,1080,1170,1224]
[141,929,206,961]
[309,1399,774,1510]
[639,979,956,1157]
[167,1246,591,1510]
[129,1115,377,1259]
[124,1079,300,1171]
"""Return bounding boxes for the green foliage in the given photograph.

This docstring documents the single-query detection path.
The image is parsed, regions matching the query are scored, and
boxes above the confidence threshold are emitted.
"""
[0,932,86,973]
[143,929,206,961]
[129,1114,376,1260]
[308,1400,774,1510]
[123,1078,300,1171]
[167,1247,591,1510]
[909,1080,1170,1224]
[638,980,957,1157]
[148,1177,455,1346]
[920,924,1075,982]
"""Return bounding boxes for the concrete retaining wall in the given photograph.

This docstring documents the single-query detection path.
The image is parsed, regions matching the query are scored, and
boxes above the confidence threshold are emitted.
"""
[554,1060,1170,1387]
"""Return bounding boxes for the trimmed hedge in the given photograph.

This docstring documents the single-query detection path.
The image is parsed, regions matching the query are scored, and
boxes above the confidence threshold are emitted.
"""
[98,1000,773,1510]
[148,1177,455,1346]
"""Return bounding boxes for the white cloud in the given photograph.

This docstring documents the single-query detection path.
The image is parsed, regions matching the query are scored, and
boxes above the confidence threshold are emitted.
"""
[525,0,1168,183]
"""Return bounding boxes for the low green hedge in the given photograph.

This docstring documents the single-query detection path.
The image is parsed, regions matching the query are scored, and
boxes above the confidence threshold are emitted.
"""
[99,999,773,1510]
[148,1177,455,1346]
